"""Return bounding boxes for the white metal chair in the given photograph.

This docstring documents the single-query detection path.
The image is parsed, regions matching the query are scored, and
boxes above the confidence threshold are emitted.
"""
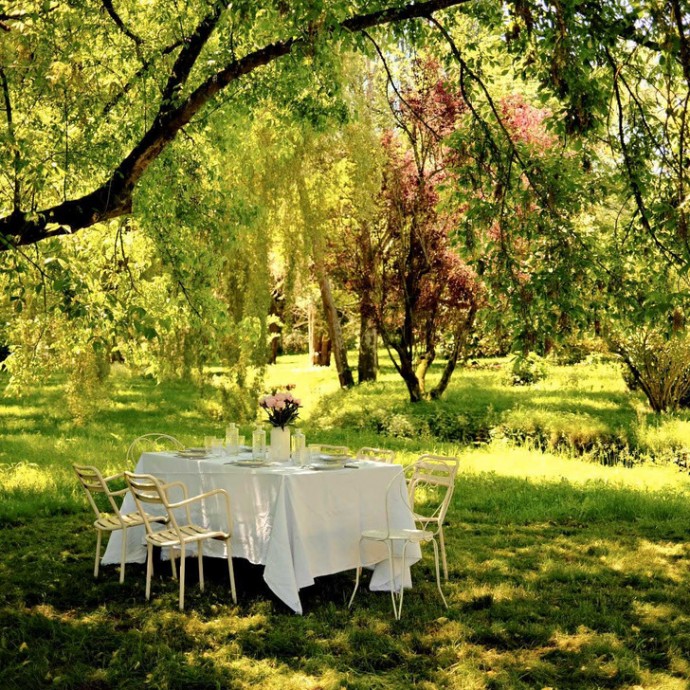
[407,454,459,581]
[126,433,184,464]
[355,447,396,463]
[73,464,169,584]
[348,455,458,620]
[124,471,237,611]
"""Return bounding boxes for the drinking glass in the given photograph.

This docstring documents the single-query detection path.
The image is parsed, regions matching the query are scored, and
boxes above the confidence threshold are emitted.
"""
[225,425,240,456]
[211,437,224,457]
[252,428,267,461]
[291,431,306,464]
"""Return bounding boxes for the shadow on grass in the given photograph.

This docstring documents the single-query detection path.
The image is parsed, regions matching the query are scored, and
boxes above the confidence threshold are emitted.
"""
[2,475,690,689]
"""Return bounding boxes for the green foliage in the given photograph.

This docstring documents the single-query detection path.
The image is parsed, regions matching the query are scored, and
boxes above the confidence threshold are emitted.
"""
[506,352,548,386]
[612,328,690,413]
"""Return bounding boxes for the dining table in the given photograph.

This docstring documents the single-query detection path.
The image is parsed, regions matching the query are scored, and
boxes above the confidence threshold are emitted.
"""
[102,450,422,614]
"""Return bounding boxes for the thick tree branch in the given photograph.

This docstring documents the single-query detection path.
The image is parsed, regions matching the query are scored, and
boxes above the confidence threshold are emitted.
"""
[101,38,184,118]
[0,68,20,214]
[0,0,470,251]
[670,0,690,91]
[606,48,684,266]
[158,1,225,117]
[101,0,144,48]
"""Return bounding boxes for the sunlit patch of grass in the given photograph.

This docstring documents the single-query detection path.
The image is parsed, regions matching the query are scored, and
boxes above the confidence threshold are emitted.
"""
[638,418,690,454]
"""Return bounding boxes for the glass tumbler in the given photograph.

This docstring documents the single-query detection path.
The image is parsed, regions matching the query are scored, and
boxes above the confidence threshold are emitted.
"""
[252,428,267,461]
[226,425,240,456]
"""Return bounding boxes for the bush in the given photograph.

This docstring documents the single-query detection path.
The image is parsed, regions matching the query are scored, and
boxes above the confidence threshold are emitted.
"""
[550,337,605,366]
[498,406,633,462]
[427,408,497,443]
[612,329,690,412]
[506,353,548,386]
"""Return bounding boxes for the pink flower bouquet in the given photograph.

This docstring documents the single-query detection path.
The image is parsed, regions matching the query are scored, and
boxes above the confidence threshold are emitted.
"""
[259,385,301,429]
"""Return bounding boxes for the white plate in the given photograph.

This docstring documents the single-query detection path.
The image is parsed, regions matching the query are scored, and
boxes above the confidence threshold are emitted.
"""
[234,460,268,468]
[309,463,346,471]
[177,449,209,458]
[318,454,349,463]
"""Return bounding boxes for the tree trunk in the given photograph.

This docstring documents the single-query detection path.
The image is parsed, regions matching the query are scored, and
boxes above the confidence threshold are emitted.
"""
[430,303,478,400]
[399,352,424,402]
[358,302,378,383]
[415,352,435,394]
[319,334,332,367]
[381,332,424,402]
[315,265,354,388]
[308,301,317,365]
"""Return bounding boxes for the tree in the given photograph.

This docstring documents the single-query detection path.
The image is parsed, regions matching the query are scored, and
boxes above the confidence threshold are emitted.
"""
[359,58,480,402]
[0,0,471,251]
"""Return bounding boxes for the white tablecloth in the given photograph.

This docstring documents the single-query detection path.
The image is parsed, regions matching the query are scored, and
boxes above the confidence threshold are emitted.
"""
[103,452,421,613]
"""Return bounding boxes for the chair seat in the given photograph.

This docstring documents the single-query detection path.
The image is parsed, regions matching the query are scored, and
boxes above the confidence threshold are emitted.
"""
[361,527,434,543]
[94,512,166,532]
[145,524,230,548]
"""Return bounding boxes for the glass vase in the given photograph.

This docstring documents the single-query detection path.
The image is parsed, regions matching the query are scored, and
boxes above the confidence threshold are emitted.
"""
[269,426,291,463]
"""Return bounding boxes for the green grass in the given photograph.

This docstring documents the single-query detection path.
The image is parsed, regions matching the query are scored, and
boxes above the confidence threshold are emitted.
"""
[2,357,690,688]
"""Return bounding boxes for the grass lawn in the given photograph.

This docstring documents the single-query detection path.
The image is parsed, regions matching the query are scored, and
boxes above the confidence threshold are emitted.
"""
[1,356,690,689]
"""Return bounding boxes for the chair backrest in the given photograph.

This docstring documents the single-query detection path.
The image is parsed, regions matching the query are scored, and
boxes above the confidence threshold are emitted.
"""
[318,444,350,457]
[356,447,396,463]
[124,471,187,540]
[126,433,184,464]
[73,464,125,521]
[406,455,459,531]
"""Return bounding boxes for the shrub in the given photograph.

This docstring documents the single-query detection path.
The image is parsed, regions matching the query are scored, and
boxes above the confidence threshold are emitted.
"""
[506,353,548,386]
[550,336,605,366]
[427,407,497,443]
[612,329,690,412]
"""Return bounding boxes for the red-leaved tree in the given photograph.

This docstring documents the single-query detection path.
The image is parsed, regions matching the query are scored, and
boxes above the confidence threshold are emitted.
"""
[343,59,482,402]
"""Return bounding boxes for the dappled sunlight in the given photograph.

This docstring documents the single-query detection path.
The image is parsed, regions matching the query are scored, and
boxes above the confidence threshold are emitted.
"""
[638,418,690,454]
[459,443,688,491]
[528,394,625,411]
[633,601,687,627]
[600,539,690,584]
[0,404,45,418]
[633,671,690,690]
[0,461,57,492]
[549,625,612,652]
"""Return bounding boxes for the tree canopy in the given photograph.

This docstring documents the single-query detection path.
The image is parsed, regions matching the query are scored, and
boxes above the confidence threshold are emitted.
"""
[1,0,690,412]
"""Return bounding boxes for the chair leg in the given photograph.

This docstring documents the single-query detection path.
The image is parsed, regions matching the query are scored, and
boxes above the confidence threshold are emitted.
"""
[145,543,154,601]
[226,539,237,604]
[198,541,204,592]
[431,538,448,608]
[438,526,449,580]
[170,548,178,580]
[386,540,405,620]
[119,526,127,584]
[179,543,186,611]
[94,530,102,578]
[348,566,362,609]
[348,537,364,610]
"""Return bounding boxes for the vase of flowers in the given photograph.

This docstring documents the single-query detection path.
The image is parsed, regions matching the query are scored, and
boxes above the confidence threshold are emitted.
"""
[259,385,301,462]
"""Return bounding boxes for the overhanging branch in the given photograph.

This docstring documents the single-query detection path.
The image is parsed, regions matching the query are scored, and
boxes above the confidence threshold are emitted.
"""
[0,0,471,252]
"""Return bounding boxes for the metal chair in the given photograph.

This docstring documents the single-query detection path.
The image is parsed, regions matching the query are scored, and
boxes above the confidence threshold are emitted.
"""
[348,455,458,620]
[124,471,237,610]
[355,447,396,463]
[407,454,459,581]
[126,433,184,464]
[72,464,169,583]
